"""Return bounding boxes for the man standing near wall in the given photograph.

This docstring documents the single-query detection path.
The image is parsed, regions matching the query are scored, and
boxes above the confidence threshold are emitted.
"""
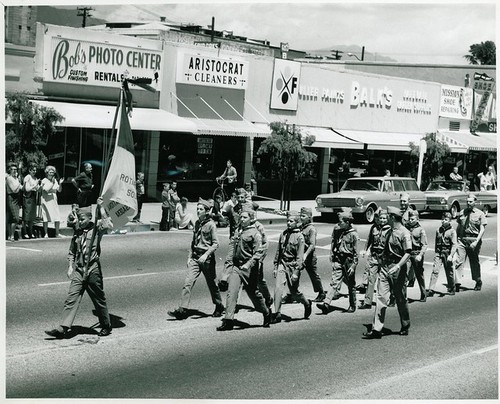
[71,163,94,208]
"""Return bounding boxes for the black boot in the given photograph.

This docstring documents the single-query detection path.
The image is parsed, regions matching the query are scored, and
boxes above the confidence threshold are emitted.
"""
[313,291,326,302]
[304,299,312,319]
[263,310,272,328]
[216,319,234,331]
[474,280,482,291]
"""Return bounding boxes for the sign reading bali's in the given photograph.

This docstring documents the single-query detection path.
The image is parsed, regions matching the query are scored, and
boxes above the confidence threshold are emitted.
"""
[176,50,249,89]
[270,59,301,111]
[45,36,161,89]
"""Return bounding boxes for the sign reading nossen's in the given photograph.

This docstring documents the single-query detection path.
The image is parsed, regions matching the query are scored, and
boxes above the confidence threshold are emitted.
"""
[176,50,249,89]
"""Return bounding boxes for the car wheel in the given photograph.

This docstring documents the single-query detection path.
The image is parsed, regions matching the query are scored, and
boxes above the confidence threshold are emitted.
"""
[365,205,376,224]
[483,205,490,216]
[450,203,460,219]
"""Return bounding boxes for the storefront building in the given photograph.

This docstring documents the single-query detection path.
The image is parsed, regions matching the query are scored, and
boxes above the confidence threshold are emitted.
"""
[6,17,495,203]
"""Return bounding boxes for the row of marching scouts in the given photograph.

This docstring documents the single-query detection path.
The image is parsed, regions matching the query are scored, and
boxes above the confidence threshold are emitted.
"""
[167,188,487,338]
[45,188,487,339]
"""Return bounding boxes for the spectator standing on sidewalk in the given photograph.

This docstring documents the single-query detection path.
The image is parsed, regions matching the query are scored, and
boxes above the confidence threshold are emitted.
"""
[71,163,94,207]
[454,193,487,292]
[428,212,458,297]
[449,166,463,181]
[168,181,180,230]
[159,183,170,231]
[133,172,145,222]
[45,198,114,339]
[6,164,22,241]
[299,207,326,302]
[168,198,224,320]
[22,164,40,239]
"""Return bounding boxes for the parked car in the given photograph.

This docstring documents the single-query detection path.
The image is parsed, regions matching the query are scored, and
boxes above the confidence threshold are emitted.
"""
[425,180,497,217]
[315,176,426,223]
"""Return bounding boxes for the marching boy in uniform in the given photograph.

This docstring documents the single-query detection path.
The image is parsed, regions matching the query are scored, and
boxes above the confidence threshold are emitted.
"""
[272,212,312,323]
[45,198,113,338]
[428,212,458,296]
[317,209,359,314]
[406,210,428,301]
[216,209,271,331]
[168,198,224,320]
[300,207,326,302]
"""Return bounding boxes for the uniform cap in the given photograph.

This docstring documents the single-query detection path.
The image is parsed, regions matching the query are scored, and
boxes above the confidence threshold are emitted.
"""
[287,211,300,221]
[197,198,213,209]
[338,208,353,221]
[387,205,403,217]
[300,207,313,217]
[400,193,410,202]
[466,193,477,201]
[78,206,92,217]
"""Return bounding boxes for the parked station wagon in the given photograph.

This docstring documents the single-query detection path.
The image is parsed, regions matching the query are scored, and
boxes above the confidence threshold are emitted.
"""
[425,180,497,217]
[315,176,426,223]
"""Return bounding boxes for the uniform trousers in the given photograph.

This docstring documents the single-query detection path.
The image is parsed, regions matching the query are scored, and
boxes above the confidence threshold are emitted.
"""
[325,256,356,308]
[408,253,426,297]
[372,262,410,332]
[159,206,170,231]
[224,266,268,320]
[304,254,324,293]
[429,254,455,291]
[181,255,222,309]
[274,266,308,314]
[362,254,381,306]
[455,238,482,282]
[257,262,273,306]
[61,264,111,330]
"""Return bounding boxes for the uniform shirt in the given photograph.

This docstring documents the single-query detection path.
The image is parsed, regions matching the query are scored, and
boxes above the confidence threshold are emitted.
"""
[435,224,457,256]
[161,190,169,208]
[274,228,304,268]
[68,219,112,273]
[73,171,93,191]
[254,220,268,260]
[386,224,412,259]
[300,222,317,260]
[456,207,487,238]
[366,223,391,253]
[331,226,359,267]
[401,207,413,226]
[407,222,428,255]
[226,224,264,269]
[190,217,219,258]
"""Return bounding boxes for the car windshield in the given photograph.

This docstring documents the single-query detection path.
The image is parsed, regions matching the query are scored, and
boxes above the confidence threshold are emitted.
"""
[341,179,382,191]
[426,181,464,191]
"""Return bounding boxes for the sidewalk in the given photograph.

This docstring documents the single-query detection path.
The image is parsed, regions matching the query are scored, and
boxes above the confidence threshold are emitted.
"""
[51,198,319,237]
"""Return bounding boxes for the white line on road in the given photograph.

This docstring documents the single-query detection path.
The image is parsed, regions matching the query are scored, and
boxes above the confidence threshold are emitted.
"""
[6,246,43,252]
[38,272,160,287]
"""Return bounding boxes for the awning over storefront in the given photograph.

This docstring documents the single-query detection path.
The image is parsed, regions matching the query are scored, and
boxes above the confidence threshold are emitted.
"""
[187,118,271,137]
[31,100,198,132]
[438,131,497,152]
[334,129,424,151]
[436,131,469,154]
[299,126,364,150]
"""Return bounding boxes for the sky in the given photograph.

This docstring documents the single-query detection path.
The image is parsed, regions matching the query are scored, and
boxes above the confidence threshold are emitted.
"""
[7,0,499,64]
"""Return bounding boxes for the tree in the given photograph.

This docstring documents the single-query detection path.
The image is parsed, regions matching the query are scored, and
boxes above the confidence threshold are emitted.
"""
[464,41,496,65]
[5,93,64,171]
[409,132,451,190]
[257,121,317,210]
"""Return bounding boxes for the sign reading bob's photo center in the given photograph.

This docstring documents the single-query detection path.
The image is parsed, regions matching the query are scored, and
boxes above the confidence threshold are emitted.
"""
[37,23,162,89]
[176,49,249,89]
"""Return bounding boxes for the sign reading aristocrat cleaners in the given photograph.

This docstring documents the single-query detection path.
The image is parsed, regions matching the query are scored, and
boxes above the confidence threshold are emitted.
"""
[176,49,249,89]
[36,23,162,89]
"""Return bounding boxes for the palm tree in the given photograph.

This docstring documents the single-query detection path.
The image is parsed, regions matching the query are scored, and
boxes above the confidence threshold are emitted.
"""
[464,41,496,65]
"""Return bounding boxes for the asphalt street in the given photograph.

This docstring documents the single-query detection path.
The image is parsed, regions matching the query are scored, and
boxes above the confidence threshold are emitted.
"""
[5,214,498,399]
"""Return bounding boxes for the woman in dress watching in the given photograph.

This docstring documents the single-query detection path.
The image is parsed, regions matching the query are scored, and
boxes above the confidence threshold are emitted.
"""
[40,165,64,238]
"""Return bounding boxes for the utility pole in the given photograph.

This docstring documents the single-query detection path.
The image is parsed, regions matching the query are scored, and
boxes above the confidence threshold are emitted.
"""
[77,7,93,28]
[330,49,343,60]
